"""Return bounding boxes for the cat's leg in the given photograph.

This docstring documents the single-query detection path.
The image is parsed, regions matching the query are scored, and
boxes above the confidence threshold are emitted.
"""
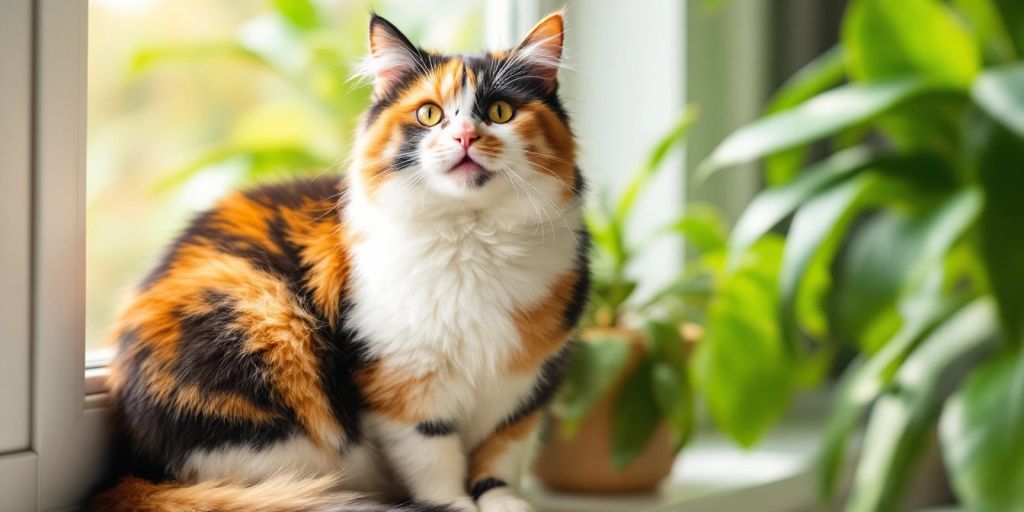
[468,411,541,512]
[373,416,477,512]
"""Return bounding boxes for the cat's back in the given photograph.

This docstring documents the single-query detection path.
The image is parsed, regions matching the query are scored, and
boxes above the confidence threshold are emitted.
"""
[108,175,359,479]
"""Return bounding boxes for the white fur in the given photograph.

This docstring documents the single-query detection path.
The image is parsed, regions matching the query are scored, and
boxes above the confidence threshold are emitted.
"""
[341,68,579,509]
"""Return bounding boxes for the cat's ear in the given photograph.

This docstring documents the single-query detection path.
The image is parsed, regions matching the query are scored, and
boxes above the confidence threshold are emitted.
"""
[366,15,422,98]
[511,11,565,91]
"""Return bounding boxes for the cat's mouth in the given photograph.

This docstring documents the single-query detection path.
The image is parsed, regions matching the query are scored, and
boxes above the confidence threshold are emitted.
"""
[446,155,493,187]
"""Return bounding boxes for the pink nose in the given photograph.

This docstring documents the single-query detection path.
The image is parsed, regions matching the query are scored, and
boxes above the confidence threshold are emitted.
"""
[453,128,478,149]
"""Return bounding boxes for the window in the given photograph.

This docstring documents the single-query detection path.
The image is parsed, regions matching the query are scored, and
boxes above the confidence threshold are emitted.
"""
[5,1,795,510]
[85,0,485,358]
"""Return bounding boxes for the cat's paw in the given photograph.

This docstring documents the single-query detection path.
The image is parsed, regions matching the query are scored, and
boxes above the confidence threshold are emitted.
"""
[476,488,534,512]
[442,496,479,512]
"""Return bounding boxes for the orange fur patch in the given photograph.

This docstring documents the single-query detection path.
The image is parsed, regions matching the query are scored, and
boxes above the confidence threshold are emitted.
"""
[469,411,542,482]
[507,271,580,373]
[355,360,435,422]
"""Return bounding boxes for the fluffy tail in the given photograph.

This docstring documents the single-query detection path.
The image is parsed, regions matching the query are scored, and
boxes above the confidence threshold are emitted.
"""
[86,473,451,512]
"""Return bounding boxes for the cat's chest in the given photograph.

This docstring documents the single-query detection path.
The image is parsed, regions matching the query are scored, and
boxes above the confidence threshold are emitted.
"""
[346,215,575,377]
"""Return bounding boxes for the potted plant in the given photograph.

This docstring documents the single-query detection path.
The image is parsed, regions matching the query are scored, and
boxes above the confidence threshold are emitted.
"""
[534,106,725,493]
[695,0,1024,510]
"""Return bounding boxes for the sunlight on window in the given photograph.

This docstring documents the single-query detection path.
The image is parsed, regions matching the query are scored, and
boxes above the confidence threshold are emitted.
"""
[85,0,484,354]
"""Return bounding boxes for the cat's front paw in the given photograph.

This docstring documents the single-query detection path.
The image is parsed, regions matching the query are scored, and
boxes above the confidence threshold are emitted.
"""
[442,496,479,512]
[476,488,534,512]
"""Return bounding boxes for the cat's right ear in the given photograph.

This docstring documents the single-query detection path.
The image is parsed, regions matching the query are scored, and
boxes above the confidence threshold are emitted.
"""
[366,15,422,99]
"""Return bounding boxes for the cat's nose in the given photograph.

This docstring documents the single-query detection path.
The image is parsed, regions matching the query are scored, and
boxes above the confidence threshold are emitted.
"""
[453,128,478,149]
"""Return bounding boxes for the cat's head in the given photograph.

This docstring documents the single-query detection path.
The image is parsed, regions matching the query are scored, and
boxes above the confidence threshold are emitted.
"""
[350,12,580,225]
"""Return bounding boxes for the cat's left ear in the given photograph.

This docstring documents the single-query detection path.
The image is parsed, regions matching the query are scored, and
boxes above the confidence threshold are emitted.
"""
[367,14,423,99]
[512,11,565,91]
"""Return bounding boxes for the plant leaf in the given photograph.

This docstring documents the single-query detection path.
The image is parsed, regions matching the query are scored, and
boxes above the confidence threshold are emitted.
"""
[994,0,1024,56]
[555,336,631,436]
[845,299,998,512]
[696,236,798,447]
[975,115,1024,344]
[766,45,847,114]
[835,188,983,353]
[951,0,1019,63]
[698,79,937,178]
[819,286,966,501]
[972,63,1024,139]
[778,174,877,352]
[940,347,1024,512]
[651,361,693,449]
[670,203,728,253]
[610,359,662,470]
[843,0,981,87]
[727,146,875,269]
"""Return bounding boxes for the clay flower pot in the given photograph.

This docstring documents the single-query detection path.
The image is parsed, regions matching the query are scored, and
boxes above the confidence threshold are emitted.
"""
[533,328,676,493]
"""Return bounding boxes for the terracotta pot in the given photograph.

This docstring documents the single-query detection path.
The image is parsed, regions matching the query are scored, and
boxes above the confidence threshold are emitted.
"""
[533,328,676,493]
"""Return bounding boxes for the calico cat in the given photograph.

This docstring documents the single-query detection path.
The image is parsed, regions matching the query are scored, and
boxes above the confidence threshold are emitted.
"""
[89,11,588,512]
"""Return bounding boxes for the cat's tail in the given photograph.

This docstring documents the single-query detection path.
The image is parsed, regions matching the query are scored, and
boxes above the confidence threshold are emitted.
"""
[86,473,453,512]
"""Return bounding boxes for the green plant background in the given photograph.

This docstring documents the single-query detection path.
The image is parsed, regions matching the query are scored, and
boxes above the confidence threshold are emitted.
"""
[699,0,1024,510]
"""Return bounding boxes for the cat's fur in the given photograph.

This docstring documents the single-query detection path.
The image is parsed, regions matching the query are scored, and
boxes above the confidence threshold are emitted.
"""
[89,11,588,512]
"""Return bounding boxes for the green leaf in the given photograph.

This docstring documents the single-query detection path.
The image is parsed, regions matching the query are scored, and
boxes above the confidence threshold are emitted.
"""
[843,0,981,87]
[765,45,846,114]
[836,188,983,353]
[697,236,797,447]
[670,203,728,253]
[610,359,662,470]
[651,361,693,449]
[941,348,1024,512]
[778,174,877,352]
[994,0,1024,56]
[972,64,1024,139]
[698,79,936,178]
[272,0,321,31]
[555,337,631,436]
[727,146,875,269]
[951,0,1019,63]
[615,106,697,219]
[846,299,998,512]
[644,318,685,368]
[819,287,965,501]
[975,115,1024,344]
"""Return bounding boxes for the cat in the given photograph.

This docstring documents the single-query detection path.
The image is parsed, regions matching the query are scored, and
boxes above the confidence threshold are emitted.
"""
[89,10,589,512]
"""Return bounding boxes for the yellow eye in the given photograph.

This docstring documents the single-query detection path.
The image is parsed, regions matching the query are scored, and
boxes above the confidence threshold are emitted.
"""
[416,103,443,127]
[488,100,514,124]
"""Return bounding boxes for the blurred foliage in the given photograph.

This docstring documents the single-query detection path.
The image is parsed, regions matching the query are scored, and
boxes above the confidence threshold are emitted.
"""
[699,0,1024,510]
[86,0,481,350]
[555,107,716,469]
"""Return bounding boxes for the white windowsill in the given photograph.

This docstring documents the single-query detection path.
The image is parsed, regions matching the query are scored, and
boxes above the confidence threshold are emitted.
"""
[525,416,844,512]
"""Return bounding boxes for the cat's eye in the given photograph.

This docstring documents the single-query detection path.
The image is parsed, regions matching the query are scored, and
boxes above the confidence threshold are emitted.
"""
[487,100,514,124]
[416,103,443,127]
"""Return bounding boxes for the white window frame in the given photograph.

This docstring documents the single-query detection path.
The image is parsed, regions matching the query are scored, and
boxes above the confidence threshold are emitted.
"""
[0,1,111,510]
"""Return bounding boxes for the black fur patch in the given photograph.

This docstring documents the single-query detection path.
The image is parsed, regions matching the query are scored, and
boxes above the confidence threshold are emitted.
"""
[173,290,277,408]
[416,420,458,437]
[470,478,508,501]
[561,229,591,331]
[117,333,294,478]
[498,341,577,430]
[394,124,428,170]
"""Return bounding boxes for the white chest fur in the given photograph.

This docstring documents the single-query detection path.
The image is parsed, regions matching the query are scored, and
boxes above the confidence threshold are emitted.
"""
[345,199,578,419]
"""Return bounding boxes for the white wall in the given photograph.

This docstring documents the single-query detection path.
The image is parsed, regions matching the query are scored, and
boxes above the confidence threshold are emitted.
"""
[561,0,687,299]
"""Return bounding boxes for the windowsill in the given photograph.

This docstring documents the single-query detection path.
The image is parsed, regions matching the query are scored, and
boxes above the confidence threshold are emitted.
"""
[525,414,845,512]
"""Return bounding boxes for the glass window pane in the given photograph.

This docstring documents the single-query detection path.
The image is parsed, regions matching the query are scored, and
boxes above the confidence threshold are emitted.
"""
[85,0,484,355]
